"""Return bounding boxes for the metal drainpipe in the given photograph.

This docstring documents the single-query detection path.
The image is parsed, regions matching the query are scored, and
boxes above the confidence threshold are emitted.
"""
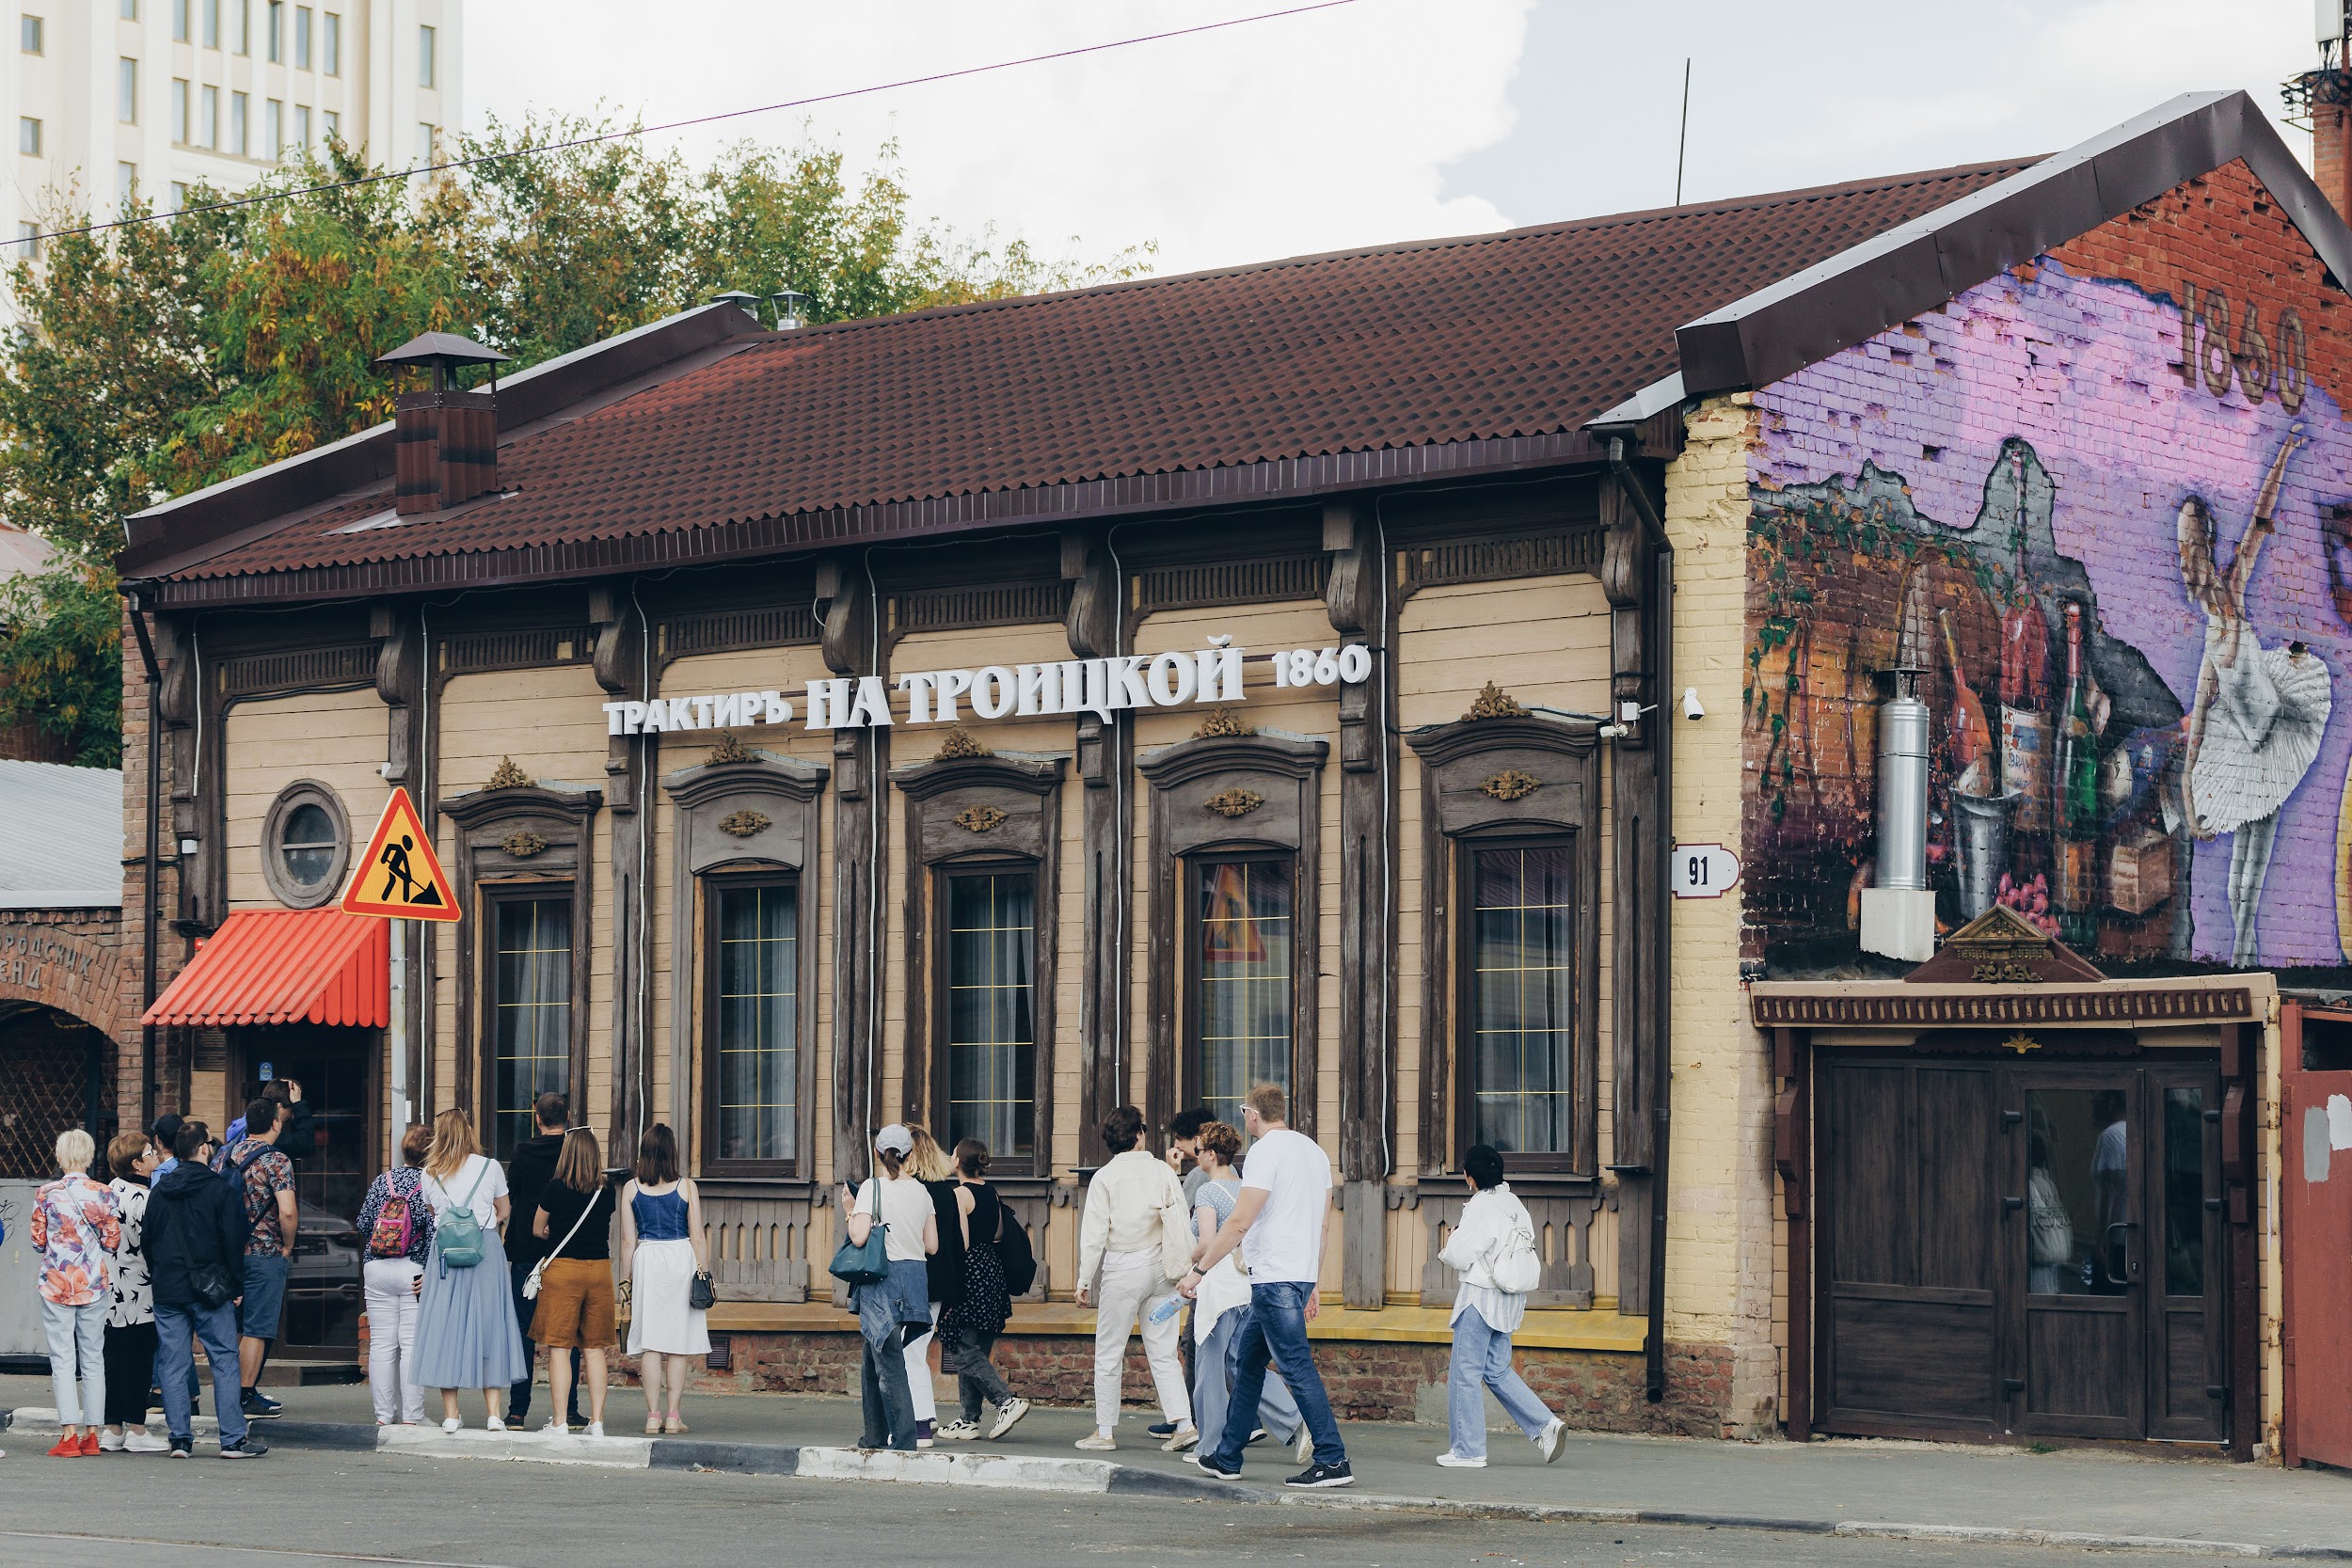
[124,582,165,1132]
[1602,436,1675,1404]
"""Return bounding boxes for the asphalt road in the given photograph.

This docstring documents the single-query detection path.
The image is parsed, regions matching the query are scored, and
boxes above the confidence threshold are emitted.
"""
[0,1448,2243,1567]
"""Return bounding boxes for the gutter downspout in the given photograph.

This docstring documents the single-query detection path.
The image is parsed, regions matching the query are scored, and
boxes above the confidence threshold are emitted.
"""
[124,581,164,1132]
[1602,436,1675,1405]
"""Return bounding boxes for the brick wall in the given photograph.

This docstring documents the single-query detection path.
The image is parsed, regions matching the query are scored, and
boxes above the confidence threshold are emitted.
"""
[1742,159,2352,977]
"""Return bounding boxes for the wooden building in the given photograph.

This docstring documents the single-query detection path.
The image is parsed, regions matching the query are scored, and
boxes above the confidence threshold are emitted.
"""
[87,89,2352,1447]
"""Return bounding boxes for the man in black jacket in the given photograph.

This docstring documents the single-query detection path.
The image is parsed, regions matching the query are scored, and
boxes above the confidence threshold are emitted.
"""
[505,1090,582,1429]
[145,1121,267,1459]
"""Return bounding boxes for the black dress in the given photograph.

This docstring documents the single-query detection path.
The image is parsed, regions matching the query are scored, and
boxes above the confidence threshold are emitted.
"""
[944,1183,1012,1339]
[920,1177,968,1310]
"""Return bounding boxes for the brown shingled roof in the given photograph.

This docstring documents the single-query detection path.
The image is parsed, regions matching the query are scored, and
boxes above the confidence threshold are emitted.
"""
[156,156,2032,596]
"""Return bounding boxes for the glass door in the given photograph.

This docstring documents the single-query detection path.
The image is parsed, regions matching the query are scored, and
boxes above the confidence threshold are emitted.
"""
[2013,1069,2145,1439]
[2147,1065,2226,1441]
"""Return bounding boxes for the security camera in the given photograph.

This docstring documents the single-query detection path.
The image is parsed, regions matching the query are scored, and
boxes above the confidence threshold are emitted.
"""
[1681,686,1705,721]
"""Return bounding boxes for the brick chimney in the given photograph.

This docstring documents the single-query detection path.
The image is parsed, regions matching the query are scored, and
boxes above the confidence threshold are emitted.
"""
[373,332,511,515]
[2296,6,2352,227]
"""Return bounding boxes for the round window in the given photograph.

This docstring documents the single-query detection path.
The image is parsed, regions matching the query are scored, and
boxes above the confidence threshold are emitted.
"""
[262,782,350,909]
[280,802,338,888]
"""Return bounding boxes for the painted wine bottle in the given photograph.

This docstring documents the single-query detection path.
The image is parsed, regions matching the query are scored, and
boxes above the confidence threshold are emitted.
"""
[2053,600,2100,944]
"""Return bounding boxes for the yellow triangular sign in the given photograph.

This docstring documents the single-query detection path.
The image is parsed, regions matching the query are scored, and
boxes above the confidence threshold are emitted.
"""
[342,787,460,922]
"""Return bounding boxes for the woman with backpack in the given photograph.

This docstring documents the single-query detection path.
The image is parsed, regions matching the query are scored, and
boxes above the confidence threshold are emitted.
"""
[356,1124,436,1425]
[932,1138,1027,1442]
[1434,1144,1565,1468]
[618,1123,708,1434]
[526,1126,617,1437]
[411,1110,527,1433]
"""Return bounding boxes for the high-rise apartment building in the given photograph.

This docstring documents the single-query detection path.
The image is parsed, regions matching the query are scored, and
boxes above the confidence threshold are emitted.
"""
[2,0,460,245]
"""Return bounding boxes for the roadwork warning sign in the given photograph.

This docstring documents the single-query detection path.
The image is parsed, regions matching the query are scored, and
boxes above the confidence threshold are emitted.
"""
[342,788,460,922]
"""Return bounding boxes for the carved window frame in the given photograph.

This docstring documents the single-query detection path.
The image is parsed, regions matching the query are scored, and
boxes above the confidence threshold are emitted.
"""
[889,750,1065,1180]
[661,751,828,1185]
[439,782,601,1144]
[1137,732,1328,1139]
[260,778,350,909]
[1405,715,1601,1179]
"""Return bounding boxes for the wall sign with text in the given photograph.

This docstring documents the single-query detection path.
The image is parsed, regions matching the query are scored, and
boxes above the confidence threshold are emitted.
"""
[597,638,1373,736]
[1673,843,1741,898]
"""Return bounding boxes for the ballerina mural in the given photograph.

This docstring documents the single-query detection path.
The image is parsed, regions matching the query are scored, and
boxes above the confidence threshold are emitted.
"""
[2179,431,2335,967]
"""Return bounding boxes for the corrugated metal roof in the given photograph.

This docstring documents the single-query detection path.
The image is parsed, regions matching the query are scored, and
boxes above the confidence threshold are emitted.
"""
[0,520,54,582]
[0,759,122,909]
[141,908,389,1028]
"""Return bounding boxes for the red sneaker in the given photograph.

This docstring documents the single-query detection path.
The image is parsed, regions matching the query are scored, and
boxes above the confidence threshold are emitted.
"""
[76,1432,102,1456]
[45,1437,81,1458]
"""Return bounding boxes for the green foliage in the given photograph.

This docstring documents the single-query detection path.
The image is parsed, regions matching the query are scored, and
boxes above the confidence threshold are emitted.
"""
[0,118,1152,766]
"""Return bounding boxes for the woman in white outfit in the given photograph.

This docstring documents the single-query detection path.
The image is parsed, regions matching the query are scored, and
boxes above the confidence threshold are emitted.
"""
[2181,429,2333,965]
[619,1122,709,1434]
[354,1124,436,1425]
[1073,1104,1194,1451]
[1435,1144,1564,1468]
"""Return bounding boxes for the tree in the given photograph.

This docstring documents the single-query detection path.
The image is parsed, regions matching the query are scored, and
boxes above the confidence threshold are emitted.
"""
[0,120,1152,765]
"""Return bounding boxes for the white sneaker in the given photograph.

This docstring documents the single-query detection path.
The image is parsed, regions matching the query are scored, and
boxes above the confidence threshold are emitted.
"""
[485,1417,507,1433]
[1435,1449,1487,1468]
[97,1430,125,1452]
[1537,1418,1565,1465]
[540,1418,568,1437]
[1160,1424,1200,1453]
[986,1399,1029,1441]
[1295,1428,1314,1465]
[1074,1432,1118,1451]
[123,1429,169,1454]
[440,1417,463,1434]
[585,1421,605,1439]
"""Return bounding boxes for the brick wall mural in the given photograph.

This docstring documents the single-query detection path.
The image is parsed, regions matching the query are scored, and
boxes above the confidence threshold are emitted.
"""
[1742,165,2352,974]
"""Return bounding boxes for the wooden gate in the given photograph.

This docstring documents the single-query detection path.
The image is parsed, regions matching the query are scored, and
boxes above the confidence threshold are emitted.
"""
[2281,1002,2352,1469]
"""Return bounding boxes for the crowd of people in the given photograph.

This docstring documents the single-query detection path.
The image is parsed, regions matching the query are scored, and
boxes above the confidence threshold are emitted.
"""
[17,1077,1565,1480]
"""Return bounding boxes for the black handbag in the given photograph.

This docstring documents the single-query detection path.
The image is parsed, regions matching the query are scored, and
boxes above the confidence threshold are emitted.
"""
[191,1259,238,1310]
[690,1269,718,1311]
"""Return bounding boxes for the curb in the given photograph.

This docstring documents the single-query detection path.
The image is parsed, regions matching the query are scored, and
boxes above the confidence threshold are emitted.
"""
[5,1405,2347,1557]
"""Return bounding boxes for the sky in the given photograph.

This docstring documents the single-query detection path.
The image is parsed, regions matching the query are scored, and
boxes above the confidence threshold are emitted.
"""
[466,0,2329,281]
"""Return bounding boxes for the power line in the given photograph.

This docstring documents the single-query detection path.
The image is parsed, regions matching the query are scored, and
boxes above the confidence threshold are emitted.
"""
[6,0,1362,251]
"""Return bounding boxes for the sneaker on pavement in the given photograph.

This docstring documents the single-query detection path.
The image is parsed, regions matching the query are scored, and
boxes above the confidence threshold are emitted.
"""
[1246,1427,1268,1446]
[219,1434,268,1459]
[539,1418,568,1437]
[934,1418,980,1442]
[485,1417,508,1433]
[1294,1429,1314,1465]
[1192,1450,1242,1480]
[77,1432,102,1456]
[241,1390,283,1420]
[123,1430,170,1454]
[585,1421,605,1438]
[97,1430,125,1452]
[1435,1450,1487,1468]
[1073,1432,1118,1451]
[167,1437,192,1458]
[914,1418,935,1449]
[1537,1417,1565,1465]
[986,1399,1030,1441]
[1285,1459,1354,1489]
[1160,1424,1200,1453]
[1146,1420,1176,1438]
[45,1437,81,1458]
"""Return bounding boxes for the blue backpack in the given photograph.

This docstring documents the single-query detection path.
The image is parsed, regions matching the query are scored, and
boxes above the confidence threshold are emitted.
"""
[429,1163,491,1271]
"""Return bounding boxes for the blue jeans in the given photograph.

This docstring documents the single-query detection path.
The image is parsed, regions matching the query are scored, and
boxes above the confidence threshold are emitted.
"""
[1447,1306,1556,1459]
[1194,1307,1304,1448]
[1206,1281,1343,1469]
[155,1300,248,1446]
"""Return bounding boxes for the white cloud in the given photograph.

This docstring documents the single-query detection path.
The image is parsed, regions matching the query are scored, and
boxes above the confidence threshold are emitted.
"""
[465,0,1534,277]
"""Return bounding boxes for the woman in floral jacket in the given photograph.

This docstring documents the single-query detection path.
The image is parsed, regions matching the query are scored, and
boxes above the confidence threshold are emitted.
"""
[30,1128,122,1457]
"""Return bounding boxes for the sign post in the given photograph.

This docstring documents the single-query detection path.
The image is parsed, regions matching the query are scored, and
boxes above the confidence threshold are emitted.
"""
[342,788,459,1166]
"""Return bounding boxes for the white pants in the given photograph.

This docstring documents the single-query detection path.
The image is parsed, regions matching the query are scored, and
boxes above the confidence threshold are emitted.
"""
[1092,1247,1191,1433]
[42,1297,105,1427]
[363,1259,426,1424]
[901,1301,940,1423]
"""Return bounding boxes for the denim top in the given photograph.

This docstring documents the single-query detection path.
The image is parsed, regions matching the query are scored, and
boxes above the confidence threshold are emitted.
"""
[631,1186,690,1242]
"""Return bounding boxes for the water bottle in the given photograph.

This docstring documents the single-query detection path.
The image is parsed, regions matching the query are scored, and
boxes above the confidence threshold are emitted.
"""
[1147,1293,1185,1325]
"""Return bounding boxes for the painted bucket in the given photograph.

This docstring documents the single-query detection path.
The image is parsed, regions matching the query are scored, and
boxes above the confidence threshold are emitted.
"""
[2000,705,2051,833]
[1952,789,2022,920]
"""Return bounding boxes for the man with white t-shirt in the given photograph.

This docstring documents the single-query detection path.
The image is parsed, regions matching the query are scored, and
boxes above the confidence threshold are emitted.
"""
[1176,1082,1351,1488]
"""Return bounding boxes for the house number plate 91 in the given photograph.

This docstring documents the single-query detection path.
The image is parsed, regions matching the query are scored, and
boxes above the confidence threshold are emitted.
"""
[1674,844,1740,898]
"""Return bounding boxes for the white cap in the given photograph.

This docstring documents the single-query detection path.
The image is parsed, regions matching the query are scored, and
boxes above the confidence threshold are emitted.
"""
[875,1123,914,1158]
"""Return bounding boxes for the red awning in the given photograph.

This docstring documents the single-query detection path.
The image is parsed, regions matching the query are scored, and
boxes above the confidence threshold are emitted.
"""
[142,908,389,1029]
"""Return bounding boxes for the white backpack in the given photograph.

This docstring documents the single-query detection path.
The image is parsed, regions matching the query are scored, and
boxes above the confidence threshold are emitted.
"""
[1489,1212,1543,1295]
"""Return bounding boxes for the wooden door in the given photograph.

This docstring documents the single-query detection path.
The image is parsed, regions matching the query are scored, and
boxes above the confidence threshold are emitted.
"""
[2281,1004,2352,1468]
[2010,1067,2145,1439]
[1820,1058,2002,1437]
[2145,1063,2226,1442]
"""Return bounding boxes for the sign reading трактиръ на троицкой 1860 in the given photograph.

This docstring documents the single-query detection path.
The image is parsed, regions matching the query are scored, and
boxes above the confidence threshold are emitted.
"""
[597,638,1375,736]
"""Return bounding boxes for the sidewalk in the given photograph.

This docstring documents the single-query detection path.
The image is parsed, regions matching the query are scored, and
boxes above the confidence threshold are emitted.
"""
[8,1373,2352,1557]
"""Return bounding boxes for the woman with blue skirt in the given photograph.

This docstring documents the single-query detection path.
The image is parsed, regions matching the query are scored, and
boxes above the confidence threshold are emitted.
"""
[836,1123,937,1452]
[412,1110,527,1433]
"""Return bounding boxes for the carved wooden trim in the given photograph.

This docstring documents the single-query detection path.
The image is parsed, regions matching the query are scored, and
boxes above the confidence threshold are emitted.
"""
[1480,768,1540,801]
[1400,528,1604,593]
[894,581,1070,635]
[218,643,376,697]
[1464,681,1528,721]
[717,808,771,838]
[1138,731,1327,1139]
[1202,787,1263,819]
[953,803,1009,833]
[438,625,596,675]
[485,757,531,790]
[659,605,818,659]
[1136,553,1327,613]
[1750,987,2258,1028]
[499,830,548,859]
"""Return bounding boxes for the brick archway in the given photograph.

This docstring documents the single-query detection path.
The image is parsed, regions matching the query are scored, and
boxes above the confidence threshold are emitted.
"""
[0,923,131,1042]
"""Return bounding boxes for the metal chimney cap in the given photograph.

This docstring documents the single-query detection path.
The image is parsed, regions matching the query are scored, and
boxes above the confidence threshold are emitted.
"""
[708,291,764,317]
[372,331,512,375]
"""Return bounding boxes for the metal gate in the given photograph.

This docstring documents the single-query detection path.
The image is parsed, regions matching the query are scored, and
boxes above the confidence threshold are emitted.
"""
[0,1179,42,1358]
[2281,1002,2352,1469]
